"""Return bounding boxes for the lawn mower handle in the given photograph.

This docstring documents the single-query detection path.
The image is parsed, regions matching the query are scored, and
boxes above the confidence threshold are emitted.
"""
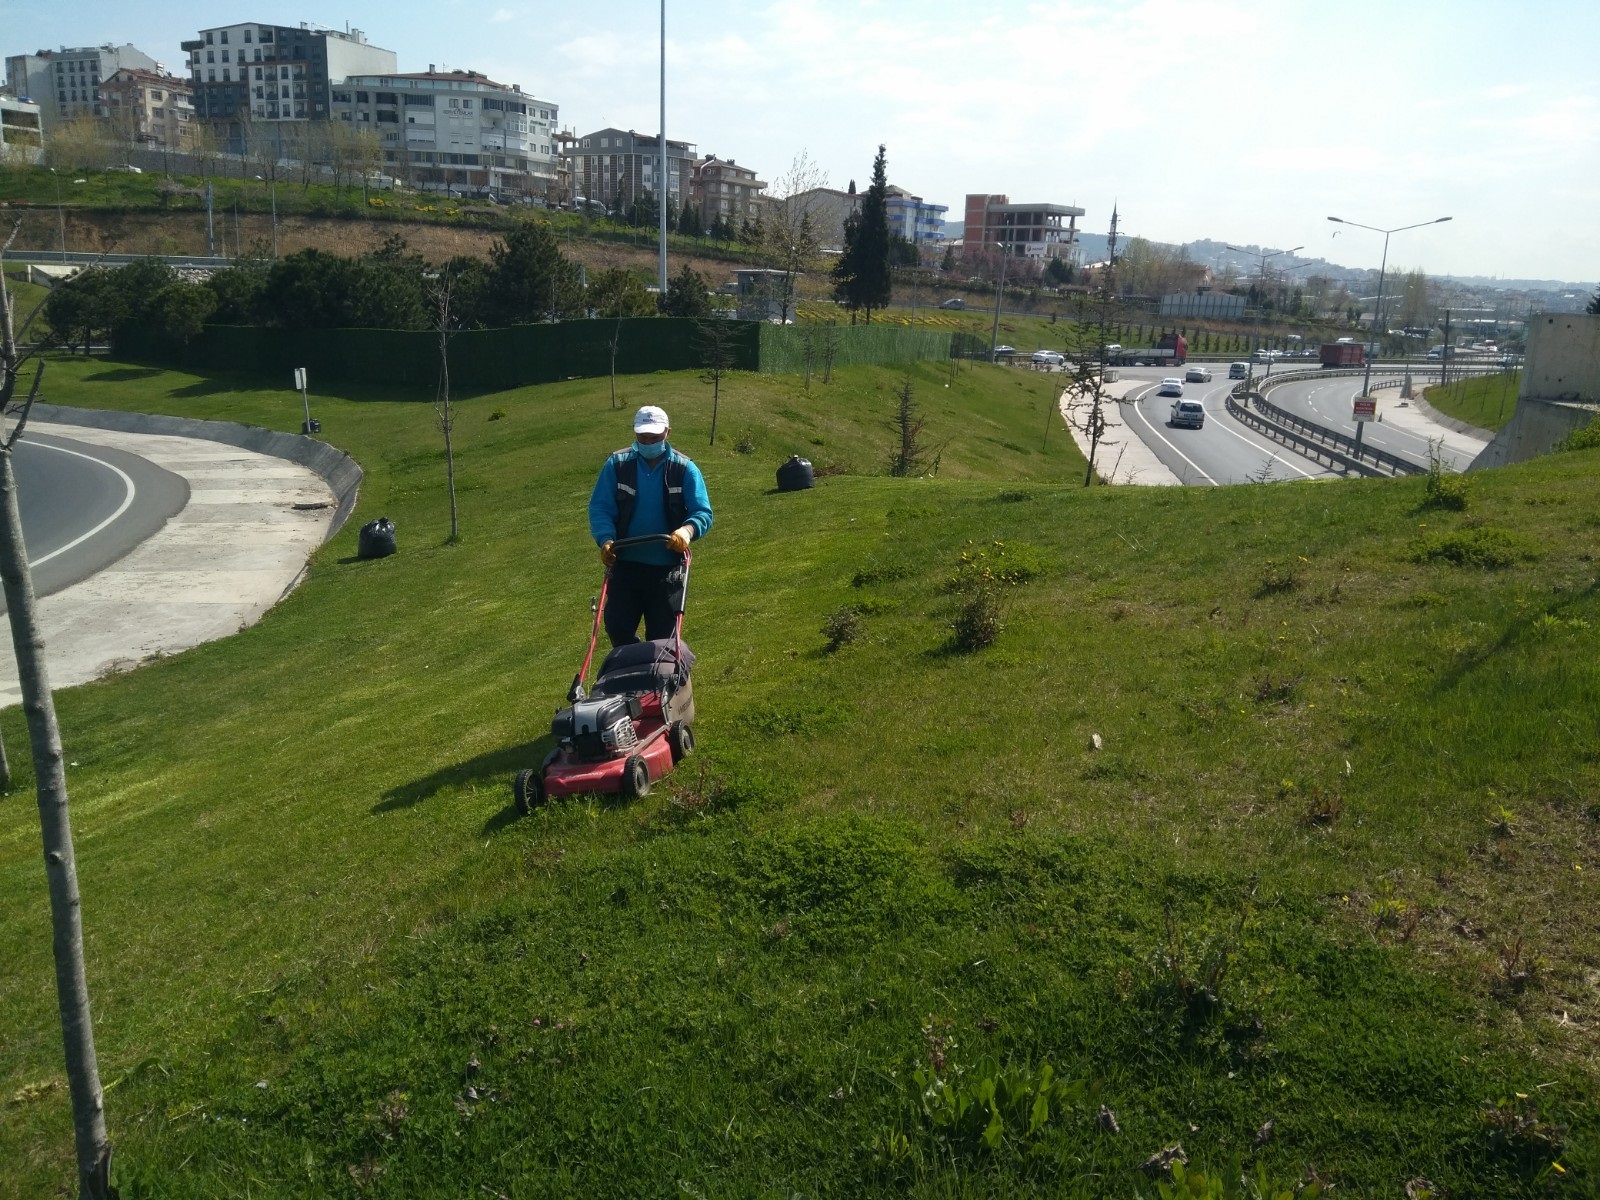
[569,535,693,702]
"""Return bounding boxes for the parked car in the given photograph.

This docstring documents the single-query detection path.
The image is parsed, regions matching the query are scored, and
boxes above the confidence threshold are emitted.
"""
[1185,366,1212,383]
[112,164,143,173]
[1031,349,1065,366]
[938,298,966,310]
[1228,361,1250,379]
[993,345,1017,359]
[1158,377,1184,397]
[1170,399,1206,429]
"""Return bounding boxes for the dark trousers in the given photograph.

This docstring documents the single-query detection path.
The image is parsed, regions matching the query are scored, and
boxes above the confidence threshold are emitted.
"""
[604,559,685,646]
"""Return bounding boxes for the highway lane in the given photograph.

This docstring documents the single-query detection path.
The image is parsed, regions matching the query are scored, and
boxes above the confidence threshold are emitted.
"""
[1261,373,1480,471]
[1114,366,1343,486]
[7,429,190,605]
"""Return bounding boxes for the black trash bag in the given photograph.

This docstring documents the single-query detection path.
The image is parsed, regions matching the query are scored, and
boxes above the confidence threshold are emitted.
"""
[776,455,814,492]
[358,517,397,559]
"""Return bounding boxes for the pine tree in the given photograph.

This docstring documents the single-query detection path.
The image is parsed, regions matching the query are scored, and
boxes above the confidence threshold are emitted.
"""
[835,145,893,323]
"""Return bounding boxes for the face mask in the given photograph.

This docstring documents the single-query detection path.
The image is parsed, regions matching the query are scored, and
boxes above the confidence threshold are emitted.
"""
[633,439,667,460]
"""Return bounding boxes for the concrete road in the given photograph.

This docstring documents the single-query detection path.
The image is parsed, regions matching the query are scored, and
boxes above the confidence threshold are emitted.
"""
[1114,366,1342,486]
[12,430,189,604]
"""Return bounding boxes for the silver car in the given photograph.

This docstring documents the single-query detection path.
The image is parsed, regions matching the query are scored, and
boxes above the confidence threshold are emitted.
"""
[1185,366,1212,383]
[1170,399,1206,429]
[1158,377,1184,397]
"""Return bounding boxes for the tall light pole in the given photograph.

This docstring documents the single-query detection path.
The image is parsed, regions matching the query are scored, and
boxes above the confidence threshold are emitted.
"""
[988,241,1009,362]
[1326,215,1452,401]
[1225,243,1302,355]
[48,168,67,262]
[657,0,668,297]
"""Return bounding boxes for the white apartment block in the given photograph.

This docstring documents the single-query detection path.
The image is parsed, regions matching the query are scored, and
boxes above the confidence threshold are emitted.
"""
[0,94,44,163]
[331,69,559,198]
[182,22,395,152]
[4,44,161,131]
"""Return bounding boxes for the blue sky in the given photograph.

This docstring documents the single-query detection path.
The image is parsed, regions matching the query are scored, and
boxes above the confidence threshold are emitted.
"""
[8,0,1597,283]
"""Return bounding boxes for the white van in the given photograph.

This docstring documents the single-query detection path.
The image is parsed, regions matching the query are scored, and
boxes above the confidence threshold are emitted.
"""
[1228,362,1249,379]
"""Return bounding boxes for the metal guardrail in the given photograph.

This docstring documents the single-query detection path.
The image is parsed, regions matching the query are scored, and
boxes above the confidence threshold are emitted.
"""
[1243,382,1425,477]
[1223,392,1375,476]
[6,250,235,269]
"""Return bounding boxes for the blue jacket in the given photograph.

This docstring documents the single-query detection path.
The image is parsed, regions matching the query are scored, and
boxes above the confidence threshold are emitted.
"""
[589,445,713,566]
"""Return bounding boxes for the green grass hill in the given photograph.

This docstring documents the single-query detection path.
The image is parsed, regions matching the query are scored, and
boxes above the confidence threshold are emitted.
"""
[0,354,1596,1197]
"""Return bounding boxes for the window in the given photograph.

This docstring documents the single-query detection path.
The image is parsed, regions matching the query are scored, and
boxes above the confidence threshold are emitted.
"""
[207,51,215,63]
[244,29,252,42]
[254,49,261,61]
[205,32,214,45]
[462,99,472,109]
[260,28,273,42]
[220,30,229,43]
[255,86,264,99]
[254,68,262,80]
[222,49,230,62]
[356,91,368,102]
[600,136,608,147]
[447,98,458,108]
[581,138,590,147]
[55,63,63,74]
[222,69,230,82]
[153,89,163,100]
[208,70,216,82]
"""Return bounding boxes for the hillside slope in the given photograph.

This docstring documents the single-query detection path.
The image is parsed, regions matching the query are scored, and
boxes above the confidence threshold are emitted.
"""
[0,356,1595,1197]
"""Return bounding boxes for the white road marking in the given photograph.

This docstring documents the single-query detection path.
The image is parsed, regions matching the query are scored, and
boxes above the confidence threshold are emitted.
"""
[1203,387,1319,478]
[25,440,137,567]
[1127,384,1218,485]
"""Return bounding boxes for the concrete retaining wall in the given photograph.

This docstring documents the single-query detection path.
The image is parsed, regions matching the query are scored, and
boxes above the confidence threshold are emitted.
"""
[28,404,362,540]
[1469,314,1600,471]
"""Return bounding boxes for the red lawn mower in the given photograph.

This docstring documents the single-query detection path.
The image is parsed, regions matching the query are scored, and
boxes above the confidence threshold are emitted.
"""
[514,534,696,813]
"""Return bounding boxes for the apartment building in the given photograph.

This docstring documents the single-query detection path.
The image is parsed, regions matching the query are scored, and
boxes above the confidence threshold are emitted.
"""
[690,155,766,224]
[4,44,161,131]
[884,186,948,246]
[562,127,695,213]
[331,69,559,198]
[781,182,945,251]
[963,193,1084,260]
[0,94,44,163]
[101,68,194,151]
[182,22,396,152]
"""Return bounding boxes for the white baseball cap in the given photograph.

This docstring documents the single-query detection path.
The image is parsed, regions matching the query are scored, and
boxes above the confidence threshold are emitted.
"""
[633,405,670,435]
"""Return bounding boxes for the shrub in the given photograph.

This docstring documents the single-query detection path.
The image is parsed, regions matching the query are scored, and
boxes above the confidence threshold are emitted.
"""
[946,541,1045,591]
[949,586,1002,652]
[1558,414,1600,452]
[1421,458,1470,511]
[1410,526,1534,570]
[1254,559,1303,596]
[821,606,863,652]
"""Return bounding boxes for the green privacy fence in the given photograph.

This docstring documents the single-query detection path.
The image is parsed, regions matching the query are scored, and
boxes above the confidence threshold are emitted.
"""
[114,317,950,394]
[756,323,952,374]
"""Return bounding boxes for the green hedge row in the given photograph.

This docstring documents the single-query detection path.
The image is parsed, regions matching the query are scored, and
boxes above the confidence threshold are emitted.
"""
[114,318,952,394]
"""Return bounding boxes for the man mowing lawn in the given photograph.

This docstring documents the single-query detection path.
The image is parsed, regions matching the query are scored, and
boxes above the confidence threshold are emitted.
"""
[589,405,713,646]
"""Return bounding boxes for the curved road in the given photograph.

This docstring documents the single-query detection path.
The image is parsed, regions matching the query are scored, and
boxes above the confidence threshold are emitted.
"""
[8,430,189,606]
[1261,373,1480,472]
[1115,366,1342,486]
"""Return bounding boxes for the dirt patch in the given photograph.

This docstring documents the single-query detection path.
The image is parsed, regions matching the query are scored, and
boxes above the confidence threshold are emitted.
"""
[3,207,753,283]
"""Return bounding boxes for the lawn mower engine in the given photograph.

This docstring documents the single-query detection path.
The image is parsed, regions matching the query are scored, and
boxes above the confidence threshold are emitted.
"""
[551,694,643,762]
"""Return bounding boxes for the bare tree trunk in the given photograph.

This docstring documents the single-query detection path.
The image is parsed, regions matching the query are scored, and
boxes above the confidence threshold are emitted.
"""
[431,280,459,543]
[0,230,112,1198]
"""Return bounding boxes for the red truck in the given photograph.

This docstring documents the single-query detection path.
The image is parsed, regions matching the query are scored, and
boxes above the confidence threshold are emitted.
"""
[1108,333,1187,367]
[1320,341,1365,368]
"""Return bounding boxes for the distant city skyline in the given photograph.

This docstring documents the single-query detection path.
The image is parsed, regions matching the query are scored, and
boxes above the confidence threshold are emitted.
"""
[6,0,1597,283]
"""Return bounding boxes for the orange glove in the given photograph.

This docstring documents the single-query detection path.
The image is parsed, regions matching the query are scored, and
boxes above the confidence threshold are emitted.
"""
[600,540,617,567]
[667,525,694,554]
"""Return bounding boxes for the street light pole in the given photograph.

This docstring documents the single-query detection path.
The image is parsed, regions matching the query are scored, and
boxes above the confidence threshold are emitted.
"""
[1226,243,1301,387]
[49,168,66,262]
[988,241,1009,362]
[1326,215,1452,401]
